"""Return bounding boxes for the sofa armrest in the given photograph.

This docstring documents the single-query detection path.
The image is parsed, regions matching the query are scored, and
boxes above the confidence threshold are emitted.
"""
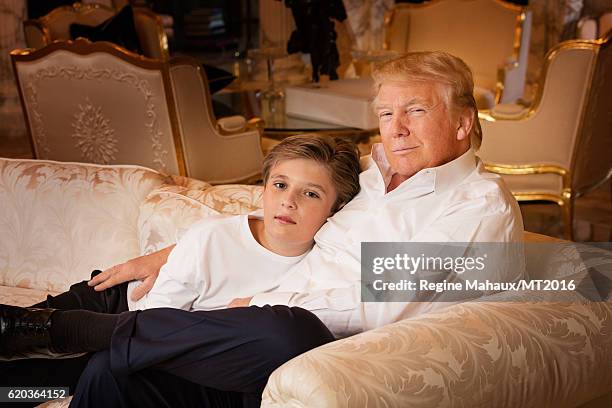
[262,296,612,407]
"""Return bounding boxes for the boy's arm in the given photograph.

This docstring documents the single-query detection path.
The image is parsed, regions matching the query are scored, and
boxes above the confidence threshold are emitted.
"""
[142,225,208,310]
[89,245,175,301]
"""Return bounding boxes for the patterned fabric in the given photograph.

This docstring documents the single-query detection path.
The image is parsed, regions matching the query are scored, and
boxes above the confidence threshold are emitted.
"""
[195,184,263,214]
[263,292,612,407]
[138,183,264,254]
[6,158,609,407]
[0,158,168,292]
[0,285,52,307]
[138,185,221,255]
[0,159,266,406]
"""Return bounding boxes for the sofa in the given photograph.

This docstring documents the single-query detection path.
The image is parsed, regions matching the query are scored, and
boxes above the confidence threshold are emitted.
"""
[1,157,611,407]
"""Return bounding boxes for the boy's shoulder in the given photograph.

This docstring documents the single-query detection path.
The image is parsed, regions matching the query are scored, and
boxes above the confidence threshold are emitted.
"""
[181,213,244,242]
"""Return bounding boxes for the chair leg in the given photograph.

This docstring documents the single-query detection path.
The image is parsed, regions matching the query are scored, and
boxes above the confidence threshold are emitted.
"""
[561,197,574,241]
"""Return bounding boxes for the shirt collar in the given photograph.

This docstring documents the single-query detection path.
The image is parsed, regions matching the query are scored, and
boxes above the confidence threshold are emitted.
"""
[369,143,477,194]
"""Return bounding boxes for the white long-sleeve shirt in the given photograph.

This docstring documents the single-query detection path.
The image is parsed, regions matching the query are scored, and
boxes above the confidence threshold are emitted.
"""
[250,145,524,338]
[128,211,307,312]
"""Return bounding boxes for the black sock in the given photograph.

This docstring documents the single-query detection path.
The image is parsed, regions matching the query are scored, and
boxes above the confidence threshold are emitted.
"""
[50,310,118,353]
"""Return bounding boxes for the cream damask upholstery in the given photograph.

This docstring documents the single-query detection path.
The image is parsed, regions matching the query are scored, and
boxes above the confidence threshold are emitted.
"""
[0,158,170,294]
[0,157,261,299]
[384,0,532,108]
[263,293,612,407]
[23,2,169,60]
[1,157,611,407]
[477,37,612,240]
[11,39,264,184]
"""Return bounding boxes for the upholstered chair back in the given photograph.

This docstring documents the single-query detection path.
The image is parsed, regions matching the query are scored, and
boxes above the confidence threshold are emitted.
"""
[11,39,185,176]
[23,3,169,60]
[477,38,608,239]
[384,0,531,107]
[168,58,264,185]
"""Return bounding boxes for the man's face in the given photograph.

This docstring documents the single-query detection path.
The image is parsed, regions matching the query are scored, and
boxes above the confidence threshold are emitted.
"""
[374,80,470,183]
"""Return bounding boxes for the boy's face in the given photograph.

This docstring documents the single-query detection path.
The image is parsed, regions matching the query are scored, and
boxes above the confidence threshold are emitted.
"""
[262,158,338,253]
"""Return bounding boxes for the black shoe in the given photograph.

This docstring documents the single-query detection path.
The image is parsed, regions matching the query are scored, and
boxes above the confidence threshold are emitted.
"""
[0,304,56,357]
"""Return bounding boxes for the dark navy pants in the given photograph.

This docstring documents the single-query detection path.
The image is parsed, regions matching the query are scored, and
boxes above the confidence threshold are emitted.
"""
[72,305,334,407]
[1,275,335,407]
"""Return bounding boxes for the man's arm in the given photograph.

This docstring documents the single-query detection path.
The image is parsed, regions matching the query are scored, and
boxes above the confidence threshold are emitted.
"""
[246,200,524,337]
[88,245,175,301]
[249,287,363,338]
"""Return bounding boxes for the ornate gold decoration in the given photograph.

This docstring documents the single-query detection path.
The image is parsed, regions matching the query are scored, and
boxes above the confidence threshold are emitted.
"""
[71,97,118,164]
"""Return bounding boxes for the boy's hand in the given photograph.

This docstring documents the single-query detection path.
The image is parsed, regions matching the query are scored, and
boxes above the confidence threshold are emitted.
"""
[88,245,175,301]
[228,297,253,308]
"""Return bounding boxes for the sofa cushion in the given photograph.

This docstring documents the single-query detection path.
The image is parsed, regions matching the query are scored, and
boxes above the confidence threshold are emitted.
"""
[263,292,612,407]
[0,158,168,292]
[138,183,264,254]
[195,184,263,214]
[0,285,53,307]
[138,185,221,255]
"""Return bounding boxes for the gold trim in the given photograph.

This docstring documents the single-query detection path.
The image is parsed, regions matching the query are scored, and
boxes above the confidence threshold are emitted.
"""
[10,38,187,176]
[493,9,527,103]
[383,0,530,104]
[480,37,609,240]
[13,38,160,69]
[35,3,115,45]
[22,3,168,61]
[483,162,571,194]
[23,19,52,47]
[483,162,574,239]
[483,162,568,176]
[133,6,170,60]
[480,38,606,121]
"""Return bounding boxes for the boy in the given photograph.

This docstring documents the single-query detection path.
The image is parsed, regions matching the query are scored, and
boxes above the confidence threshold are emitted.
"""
[0,134,361,357]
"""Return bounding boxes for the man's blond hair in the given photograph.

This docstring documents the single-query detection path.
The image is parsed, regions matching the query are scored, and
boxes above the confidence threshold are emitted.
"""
[371,51,482,149]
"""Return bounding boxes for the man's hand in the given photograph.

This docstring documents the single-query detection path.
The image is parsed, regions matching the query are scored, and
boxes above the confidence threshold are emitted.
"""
[228,297,253,308]
[88,245,175,301]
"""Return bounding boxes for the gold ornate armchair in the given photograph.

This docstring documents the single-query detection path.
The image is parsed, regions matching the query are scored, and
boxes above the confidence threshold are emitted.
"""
[384,0,531,109]
[23,2,169,60]
[11,39,264,184]
[477,36,611,240]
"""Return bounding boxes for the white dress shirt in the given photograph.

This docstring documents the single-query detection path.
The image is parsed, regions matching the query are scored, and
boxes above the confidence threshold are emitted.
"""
[250,145,524,338]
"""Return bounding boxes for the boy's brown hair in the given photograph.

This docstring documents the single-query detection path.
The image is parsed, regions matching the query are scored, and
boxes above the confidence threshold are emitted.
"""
[262,134,361,212]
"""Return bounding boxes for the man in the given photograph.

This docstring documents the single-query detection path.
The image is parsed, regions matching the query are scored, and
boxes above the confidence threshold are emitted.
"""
[5,51,524,407]
[91,51,523,336]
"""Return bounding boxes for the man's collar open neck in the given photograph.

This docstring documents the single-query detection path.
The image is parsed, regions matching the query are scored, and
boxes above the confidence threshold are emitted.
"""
[371,144,476,194]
